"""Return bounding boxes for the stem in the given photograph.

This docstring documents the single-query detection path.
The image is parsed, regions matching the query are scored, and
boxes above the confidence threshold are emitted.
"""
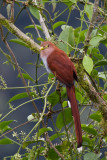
[0,119,36,139]
[0,82,51,90]
[4,136,21,146]
[17,80,55,152]
[26,8,41,38]
[0,96,44,122]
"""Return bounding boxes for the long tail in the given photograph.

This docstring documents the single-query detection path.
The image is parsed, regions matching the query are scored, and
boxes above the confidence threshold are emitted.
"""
[66,85,82,148]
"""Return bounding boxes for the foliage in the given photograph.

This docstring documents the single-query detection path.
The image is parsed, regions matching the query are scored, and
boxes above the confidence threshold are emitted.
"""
[0,0,107,159]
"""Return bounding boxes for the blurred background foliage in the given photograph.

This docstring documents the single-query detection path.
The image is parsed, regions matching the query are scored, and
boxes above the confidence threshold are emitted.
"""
[0,0,107,159]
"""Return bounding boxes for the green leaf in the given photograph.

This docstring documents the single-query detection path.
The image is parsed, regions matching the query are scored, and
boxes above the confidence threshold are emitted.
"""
[82,55,93,74]
[84,4,93,21]
[29,5,40,20]
[101,39,107,47]
[91,29,98,37]
[24,24,43,31]
[74,28,88,43]
[98,25,107,36]
[62,101,68,107]
[98,72,107,80]
[0,120,14,130]
[52,0,56,12]
[53,21,66,30]
[37,37,44,41]
[61,140,70,150]
[48,91,60,106]
[48,87,67,107]
[37,127,53,137]
[89,36,103,47]
[22,141,36,149]
[103,94,107,100]
[92,51,103,60]
[84,152,101,160]
[48,145,62,160]
[101,158,106,160]
[10,39,29,48]
[9,92,36,103]
[61,87,67,98]
[22,158,28,160]
[62,0,76,7]
[6,4,11,18]
[50,133,65,141]
[94,59,107,67]
[0,138,13,144]
[81,124,97,136]
[75,88,87,103]
[89,111,102,122]
[40,0,49,6]
[48,73,55,82]
[91,69,99,84]
[82,136,93,147]
[56,108,73,130]
[2,126,12,133]
[0,48,15,70]
[79,29,88,43]
[18,73,34,82]
[22,139,46,149]
[104,82,107,90]
[58,26,75,53]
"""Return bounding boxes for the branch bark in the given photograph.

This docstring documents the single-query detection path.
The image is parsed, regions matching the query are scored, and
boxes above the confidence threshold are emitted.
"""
[33,0,50,39]
[0,14,40,52]
[73,59,107,129]
[83,0,99,54]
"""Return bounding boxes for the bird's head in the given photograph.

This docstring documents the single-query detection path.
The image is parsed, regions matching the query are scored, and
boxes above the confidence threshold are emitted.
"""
[40,41,56,58]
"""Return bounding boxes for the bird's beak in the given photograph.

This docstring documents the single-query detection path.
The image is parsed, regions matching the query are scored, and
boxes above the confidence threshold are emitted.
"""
[40,46,44,51]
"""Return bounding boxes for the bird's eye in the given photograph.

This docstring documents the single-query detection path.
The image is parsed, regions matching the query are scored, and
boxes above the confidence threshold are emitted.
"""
[47,44,50,47]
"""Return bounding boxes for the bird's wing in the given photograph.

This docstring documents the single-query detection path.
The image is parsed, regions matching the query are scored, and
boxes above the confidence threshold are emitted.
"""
[47,50,77,86]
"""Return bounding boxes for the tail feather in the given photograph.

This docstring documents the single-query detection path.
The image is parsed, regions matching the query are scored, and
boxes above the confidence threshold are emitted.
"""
[66,86,82,148]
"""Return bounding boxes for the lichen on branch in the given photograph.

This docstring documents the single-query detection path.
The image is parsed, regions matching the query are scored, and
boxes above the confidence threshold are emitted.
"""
[74,59,107,131]
[0,14,40,53]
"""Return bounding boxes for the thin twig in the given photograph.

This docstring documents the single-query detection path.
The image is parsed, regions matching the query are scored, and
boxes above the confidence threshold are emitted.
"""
[45,132,65,160]
[0,26,40,115]
[26,8,41,38]
[33,0,50,39]
[75,17,107,35]
[0,119,34,139]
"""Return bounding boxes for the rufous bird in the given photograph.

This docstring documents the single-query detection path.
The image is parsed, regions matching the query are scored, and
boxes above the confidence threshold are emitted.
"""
[40,41,82,151]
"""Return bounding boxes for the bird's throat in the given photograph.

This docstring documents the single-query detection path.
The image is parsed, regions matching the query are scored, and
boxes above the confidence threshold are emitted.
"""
[41,56,51,73]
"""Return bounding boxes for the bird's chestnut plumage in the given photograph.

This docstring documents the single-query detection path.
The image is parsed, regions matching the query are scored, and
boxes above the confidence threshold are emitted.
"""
[40,41,82,149]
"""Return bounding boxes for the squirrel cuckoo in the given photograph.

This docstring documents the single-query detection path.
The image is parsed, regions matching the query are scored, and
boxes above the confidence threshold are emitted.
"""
[40,41,82,150]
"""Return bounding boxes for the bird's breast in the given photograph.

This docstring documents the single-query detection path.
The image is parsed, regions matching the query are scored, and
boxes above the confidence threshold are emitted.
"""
[41,56,51,73]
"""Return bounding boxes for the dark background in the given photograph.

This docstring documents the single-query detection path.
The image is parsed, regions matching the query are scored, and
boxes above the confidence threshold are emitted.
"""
[0,1,106,159]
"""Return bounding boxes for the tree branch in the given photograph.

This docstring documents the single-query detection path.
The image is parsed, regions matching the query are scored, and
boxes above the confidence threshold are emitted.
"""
[33,0,50,39]
[0,13,40,52]
[83,0,99,54]
[73,59,107,122]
